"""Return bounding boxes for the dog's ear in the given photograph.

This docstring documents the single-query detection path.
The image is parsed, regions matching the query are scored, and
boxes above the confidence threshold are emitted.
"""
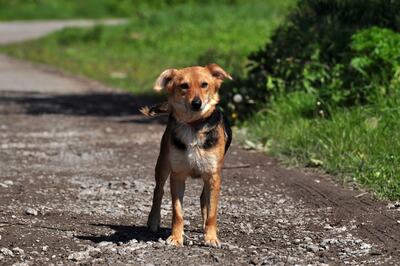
[206,64,232,81]
[154,69,177,91]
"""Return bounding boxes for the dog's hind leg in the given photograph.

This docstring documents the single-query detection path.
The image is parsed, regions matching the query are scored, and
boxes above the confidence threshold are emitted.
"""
[147,134,170,232]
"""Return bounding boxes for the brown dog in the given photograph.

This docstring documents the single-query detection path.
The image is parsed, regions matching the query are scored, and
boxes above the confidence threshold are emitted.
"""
[144,64,232,247]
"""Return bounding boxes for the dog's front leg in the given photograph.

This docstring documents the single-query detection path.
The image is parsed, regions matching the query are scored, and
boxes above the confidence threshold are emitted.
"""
[203,172,221,247]
[147,133,170,232]
[166,172,186,246]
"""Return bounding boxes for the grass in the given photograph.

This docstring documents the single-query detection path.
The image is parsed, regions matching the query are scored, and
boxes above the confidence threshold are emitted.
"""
[0,1,294,94]
[241,92,400,200]
[0,0,250,21]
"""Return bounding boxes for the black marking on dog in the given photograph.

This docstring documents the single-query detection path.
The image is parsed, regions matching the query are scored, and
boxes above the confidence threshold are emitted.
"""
[169,108,231,152]
[222,115,232,154]
[168,115,187,150]
[190,170,202,179]
[171,133,186,150]
[202,128,219,149]
[189,108,221,131]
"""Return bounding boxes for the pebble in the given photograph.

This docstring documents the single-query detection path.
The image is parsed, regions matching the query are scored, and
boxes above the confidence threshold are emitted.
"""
[68,251,89,261]
[30,251,40,257]
[0,248,14,257]
[387,202,400,209]
[324,224,333,229]
[25,207,38,216]
[4,180,13,186]
[12,247,24,255]
[360,243,371,250]
[97,241,113,247]
[286,256,296,263]
[306,244,319,253]
[276,199,286,204]
[303,236,312,243]
[223,243,239,250]
[129,239,138,244]
[88,248,101,257]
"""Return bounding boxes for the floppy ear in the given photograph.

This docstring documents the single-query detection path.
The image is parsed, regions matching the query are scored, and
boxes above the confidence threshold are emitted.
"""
[154,69,177,91]
[206,64,232,81]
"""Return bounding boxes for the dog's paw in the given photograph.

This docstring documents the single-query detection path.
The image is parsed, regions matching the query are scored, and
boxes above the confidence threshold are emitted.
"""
[204,237,221,248]
[147,222,159,233]
[166,235,184,247]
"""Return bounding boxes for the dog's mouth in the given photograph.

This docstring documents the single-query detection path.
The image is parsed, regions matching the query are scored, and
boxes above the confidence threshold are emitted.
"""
[171,98,216,123]
[190,105,203,112]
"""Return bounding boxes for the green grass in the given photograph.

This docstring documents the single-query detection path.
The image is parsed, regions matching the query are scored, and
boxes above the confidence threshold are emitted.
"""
[0,1,293,94]
[0,0,252,21]
[241,92,400,199]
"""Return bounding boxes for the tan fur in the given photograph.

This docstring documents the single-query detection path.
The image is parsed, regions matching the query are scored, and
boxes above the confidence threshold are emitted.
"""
[139,102,169,117]
[146,64,231,247]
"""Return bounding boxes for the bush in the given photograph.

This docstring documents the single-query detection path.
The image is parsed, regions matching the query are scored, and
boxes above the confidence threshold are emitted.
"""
[222,0,400,120]
[350,27,400,102]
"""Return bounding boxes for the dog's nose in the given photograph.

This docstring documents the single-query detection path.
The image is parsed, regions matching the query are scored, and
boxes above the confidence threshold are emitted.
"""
[191,97,202,111]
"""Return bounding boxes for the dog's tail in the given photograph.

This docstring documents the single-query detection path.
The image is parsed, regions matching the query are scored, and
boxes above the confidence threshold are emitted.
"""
[139,102,169,117]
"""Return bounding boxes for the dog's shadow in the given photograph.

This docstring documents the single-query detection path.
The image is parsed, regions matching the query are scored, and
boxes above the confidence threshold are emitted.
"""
[76,224,170,244]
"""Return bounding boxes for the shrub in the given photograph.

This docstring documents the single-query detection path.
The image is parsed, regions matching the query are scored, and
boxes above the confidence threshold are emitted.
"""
[221,0,400,120]
[350,27,400,102]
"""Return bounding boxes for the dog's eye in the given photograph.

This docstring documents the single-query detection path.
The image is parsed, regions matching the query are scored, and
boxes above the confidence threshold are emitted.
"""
[180,83,189,90]
[200,82,208,89]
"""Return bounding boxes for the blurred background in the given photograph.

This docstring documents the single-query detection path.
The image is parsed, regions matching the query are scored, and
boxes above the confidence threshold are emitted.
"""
[0,0,399,199]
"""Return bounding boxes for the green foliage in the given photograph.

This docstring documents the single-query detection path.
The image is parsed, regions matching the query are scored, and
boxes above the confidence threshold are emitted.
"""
[0,0,262,20]
[0,1,293,94]
[223,0,400,120]
[350,27,400,102]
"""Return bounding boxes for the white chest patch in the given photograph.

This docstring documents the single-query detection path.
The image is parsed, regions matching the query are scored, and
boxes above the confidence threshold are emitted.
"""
[169,124,218,175]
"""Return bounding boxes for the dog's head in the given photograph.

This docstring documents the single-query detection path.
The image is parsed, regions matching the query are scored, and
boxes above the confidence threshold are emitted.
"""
[154,64,232,123]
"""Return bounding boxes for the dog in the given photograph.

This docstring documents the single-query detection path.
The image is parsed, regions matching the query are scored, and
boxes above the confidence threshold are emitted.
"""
[142,64,232,247]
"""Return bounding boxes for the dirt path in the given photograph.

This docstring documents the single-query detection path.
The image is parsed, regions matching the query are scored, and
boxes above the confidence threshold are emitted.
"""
[0,23,399,265]
[0,19,126,44]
